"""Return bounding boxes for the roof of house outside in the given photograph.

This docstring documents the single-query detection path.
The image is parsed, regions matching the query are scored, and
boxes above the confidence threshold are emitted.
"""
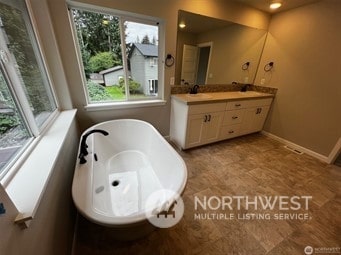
[129,43,158,58]
[99,65,124,75]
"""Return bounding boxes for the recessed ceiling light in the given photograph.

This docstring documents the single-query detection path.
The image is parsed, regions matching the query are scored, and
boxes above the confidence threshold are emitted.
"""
[270,1,282,9]
[179,22,186,29]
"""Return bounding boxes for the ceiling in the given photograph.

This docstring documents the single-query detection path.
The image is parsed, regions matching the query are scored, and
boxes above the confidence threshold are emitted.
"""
[178,0,322,34]
[178,11,235,34]
[232,0,321,14]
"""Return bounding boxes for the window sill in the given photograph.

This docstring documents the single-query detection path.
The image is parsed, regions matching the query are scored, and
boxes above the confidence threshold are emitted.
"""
[84,99,167,111]
[1,109,77,228]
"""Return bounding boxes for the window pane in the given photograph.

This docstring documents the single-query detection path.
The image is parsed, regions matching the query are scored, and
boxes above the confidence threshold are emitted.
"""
[70,7,162,103]
[0,69,31,173]
[124,21,159,99]
[0,1,57,128]
[71,9,125,102]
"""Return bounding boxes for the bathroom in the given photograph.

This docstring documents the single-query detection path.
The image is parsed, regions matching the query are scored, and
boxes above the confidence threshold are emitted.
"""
[0,0,340,254]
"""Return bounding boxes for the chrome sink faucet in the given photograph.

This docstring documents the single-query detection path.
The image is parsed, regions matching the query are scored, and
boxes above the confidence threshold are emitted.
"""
[78,129,109,164]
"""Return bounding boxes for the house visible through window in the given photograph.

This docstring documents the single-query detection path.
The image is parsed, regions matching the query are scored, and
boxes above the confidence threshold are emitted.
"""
[0,0,57,177]
[69,6,163,103]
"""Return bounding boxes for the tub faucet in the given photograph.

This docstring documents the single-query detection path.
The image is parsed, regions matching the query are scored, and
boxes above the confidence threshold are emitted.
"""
[78,129,109,164]
[189,85,199,94]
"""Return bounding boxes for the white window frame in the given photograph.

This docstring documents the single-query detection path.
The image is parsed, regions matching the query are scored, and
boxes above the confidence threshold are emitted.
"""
[0,0,59,180]
[67,1,166,111]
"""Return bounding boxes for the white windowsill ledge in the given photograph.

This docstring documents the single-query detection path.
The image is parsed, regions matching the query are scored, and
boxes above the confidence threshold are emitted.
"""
[2,109,77,228]
[84,99,167,111]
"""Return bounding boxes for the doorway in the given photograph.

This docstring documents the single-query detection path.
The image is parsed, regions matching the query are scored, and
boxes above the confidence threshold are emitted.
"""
[196,46,211,84]
[181,42,212,85]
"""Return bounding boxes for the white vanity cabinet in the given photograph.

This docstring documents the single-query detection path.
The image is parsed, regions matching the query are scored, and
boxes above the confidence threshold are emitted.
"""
[170,93,273,150]
[170,101,225,149]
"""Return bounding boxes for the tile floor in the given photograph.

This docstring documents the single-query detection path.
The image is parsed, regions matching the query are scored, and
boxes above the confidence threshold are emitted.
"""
[73,133,340,255]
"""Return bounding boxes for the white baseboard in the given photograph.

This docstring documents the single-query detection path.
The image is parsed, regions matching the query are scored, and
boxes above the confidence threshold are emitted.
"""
[327,137,341,164]
[261,131,329,163]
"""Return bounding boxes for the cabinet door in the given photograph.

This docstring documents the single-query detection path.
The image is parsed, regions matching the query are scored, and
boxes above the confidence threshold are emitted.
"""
[253,106,270,131]
[186,114,205,148]
[239,108,256,135]
[203,112,224,143]
[240,106,270,135]
[185,111,223,148]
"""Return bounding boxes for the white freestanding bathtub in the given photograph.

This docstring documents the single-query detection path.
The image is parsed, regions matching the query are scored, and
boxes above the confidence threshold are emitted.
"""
[72,119,187,237]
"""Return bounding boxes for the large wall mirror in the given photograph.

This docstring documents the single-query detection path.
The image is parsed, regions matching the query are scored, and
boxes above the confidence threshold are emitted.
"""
[175,10,268,85]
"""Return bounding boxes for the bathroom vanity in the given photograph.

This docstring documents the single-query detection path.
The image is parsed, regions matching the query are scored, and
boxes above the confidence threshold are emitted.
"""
[170,91,274,149]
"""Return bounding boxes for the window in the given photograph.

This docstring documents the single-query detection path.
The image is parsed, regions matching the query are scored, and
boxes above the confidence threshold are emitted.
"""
[148,79,158,94]
[150,57,158,67]
[0,0,57,177]
[69,5,164,104]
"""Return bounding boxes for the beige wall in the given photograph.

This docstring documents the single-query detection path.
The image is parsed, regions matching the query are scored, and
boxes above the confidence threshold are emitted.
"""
[46,0,270,134]
[0,120,79,255]
[256,0,341,156]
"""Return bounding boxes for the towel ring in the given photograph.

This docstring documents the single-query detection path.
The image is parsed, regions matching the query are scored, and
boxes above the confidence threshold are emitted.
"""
[264,62,274,72]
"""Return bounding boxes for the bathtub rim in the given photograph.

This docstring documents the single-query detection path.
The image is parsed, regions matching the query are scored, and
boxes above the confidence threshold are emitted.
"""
[72,119,188,227]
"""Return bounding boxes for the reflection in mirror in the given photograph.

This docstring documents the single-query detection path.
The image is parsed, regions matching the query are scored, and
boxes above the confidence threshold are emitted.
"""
[175,10,268,85]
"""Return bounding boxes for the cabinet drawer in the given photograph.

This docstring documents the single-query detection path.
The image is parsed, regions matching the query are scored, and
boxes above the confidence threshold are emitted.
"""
[226,101,248,110]
[226,98,273,110]
[188,102,226,115]
[222,109,244,125]
[220,124,241,140]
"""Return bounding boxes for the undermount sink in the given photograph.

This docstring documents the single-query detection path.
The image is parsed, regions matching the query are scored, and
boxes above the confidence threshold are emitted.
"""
[186,93,213,99]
